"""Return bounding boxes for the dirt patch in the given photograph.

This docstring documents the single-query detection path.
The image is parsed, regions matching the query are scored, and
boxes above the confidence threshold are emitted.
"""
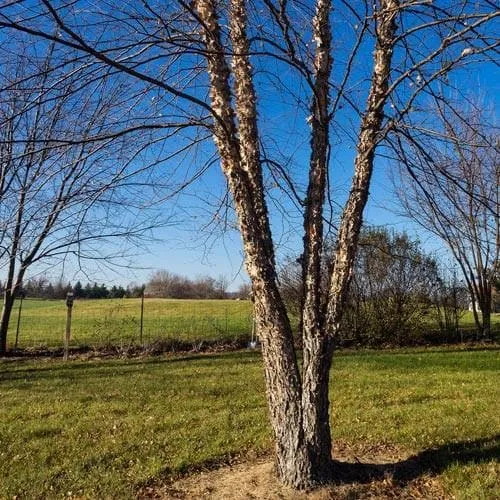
[138,442,447,499]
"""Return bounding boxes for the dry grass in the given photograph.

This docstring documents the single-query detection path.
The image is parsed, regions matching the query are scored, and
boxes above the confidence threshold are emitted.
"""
[141,442,448,499]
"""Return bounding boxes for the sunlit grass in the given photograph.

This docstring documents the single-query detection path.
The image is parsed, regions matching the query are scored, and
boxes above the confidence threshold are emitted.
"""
[1,347,498,498]
[8,298,253,349]
[9,298,499,351]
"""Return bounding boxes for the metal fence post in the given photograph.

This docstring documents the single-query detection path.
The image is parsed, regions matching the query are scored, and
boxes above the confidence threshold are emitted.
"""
[140,286,145,346]
[225,307,228,336]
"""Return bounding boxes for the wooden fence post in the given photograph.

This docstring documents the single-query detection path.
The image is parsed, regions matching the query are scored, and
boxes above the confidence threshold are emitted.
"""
[14,291,25,350]
[64,292,74,361]
[140,286,145,346]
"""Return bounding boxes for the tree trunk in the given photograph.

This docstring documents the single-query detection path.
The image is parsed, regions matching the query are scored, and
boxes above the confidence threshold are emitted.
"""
[195,0,312,487]
[300,0,333,482]
[195,0,398,490]
[0,290,15,354]
[258,322,311,487]
[481,284,492,339]
[482,306,491,340]
[301,336,334,481]
[325,0,398,336]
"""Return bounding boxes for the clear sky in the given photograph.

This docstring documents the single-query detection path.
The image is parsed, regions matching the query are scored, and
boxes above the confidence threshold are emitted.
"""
[28,68,498,292]
[2,1,498,291]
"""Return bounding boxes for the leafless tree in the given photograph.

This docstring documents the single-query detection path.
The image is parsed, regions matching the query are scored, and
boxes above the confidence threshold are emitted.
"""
[145,269,228,298]
[280,228,441,345]
[344,228,439,345]
[0,0,497,488]
[0,45,173,353]
[395,104,499,338]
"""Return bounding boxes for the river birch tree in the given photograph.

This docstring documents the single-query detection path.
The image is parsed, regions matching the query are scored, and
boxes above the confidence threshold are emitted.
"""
[0,0,497,488]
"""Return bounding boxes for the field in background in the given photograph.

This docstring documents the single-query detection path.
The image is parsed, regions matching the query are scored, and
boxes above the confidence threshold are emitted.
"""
[0,347,498,498]
[6,298,500,351]
[7,298,253,350]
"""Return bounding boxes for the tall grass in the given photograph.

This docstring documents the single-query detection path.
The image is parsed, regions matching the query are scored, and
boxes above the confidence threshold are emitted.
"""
[8,298,253,349]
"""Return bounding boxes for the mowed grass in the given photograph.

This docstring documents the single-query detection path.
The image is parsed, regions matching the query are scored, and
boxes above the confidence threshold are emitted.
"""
[8,298,253,349]
[460,310,500,329]
[0,347,498,498]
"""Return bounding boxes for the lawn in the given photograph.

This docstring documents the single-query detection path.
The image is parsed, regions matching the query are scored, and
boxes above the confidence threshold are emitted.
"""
[7,298,254,350]
[0,347,498,498]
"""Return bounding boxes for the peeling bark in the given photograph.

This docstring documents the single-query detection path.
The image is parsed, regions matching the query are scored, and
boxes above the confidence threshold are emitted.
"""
[326,0,399,335]
[194,0,399,490]
[301,0,334,482]
[194,0,310,488]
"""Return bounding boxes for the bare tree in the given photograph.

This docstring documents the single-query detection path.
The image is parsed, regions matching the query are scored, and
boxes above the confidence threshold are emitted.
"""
[395,104,499,338]
[280,228,441,346]
[344,228,439,345]
[0,0,497,488]
[0,46,168,353]
[145,270,228,298]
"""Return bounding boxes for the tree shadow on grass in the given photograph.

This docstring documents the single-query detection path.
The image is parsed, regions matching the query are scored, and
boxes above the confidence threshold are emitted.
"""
[0,350,258,381]
[331,434,499,487]
[139,437,499,499]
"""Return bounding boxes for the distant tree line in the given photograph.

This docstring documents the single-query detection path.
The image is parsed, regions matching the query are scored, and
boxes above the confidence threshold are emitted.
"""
[0,277,142,300]
[0,272,238,300]
[73,282,130,299]
[145,271,229,299]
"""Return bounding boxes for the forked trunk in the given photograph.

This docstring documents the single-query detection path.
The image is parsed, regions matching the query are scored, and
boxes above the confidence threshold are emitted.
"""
[194,0,312,486]
[195,0,398,490]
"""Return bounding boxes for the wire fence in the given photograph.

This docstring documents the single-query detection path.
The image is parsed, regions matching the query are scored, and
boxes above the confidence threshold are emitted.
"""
[6,296,498,353]
[8,297,254,351]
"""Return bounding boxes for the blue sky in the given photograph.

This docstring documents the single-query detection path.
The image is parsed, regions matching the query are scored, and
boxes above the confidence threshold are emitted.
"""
[2,0,498,290]
[29,64,498,291]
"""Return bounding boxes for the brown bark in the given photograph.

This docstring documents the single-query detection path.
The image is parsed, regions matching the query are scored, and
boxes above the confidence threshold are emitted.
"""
[195,0,399,489]
[0,273,24,355]
[325,0,399,335]
[0,187,25,354]
[478,278,492,338]
[0,291,15,354]
[301,0,334,481]
[194,0,310,488]
[303,0,399,482]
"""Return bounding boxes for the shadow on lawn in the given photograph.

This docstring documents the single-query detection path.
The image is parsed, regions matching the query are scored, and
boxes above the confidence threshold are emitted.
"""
[332,434,499,486]
[0,350,258,381]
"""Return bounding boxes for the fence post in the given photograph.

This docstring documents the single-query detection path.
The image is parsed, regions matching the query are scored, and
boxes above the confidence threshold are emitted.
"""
[140,286,145,346]
[225,307,228,336]
[14,291,25,350]
[250,292,257,348]
[64,292,74,361]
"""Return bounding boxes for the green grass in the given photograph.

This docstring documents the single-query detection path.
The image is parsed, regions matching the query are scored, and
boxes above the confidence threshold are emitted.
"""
[460,310,500,328]
[9,298,499,351]
[8,298,253,349]
[0,347,498,498]
[4,299,500,348]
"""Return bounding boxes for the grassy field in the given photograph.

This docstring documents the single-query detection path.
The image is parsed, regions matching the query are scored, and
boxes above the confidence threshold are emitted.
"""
[7,298,254,349]
[0,347,498,498]
[7,298,500,351]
